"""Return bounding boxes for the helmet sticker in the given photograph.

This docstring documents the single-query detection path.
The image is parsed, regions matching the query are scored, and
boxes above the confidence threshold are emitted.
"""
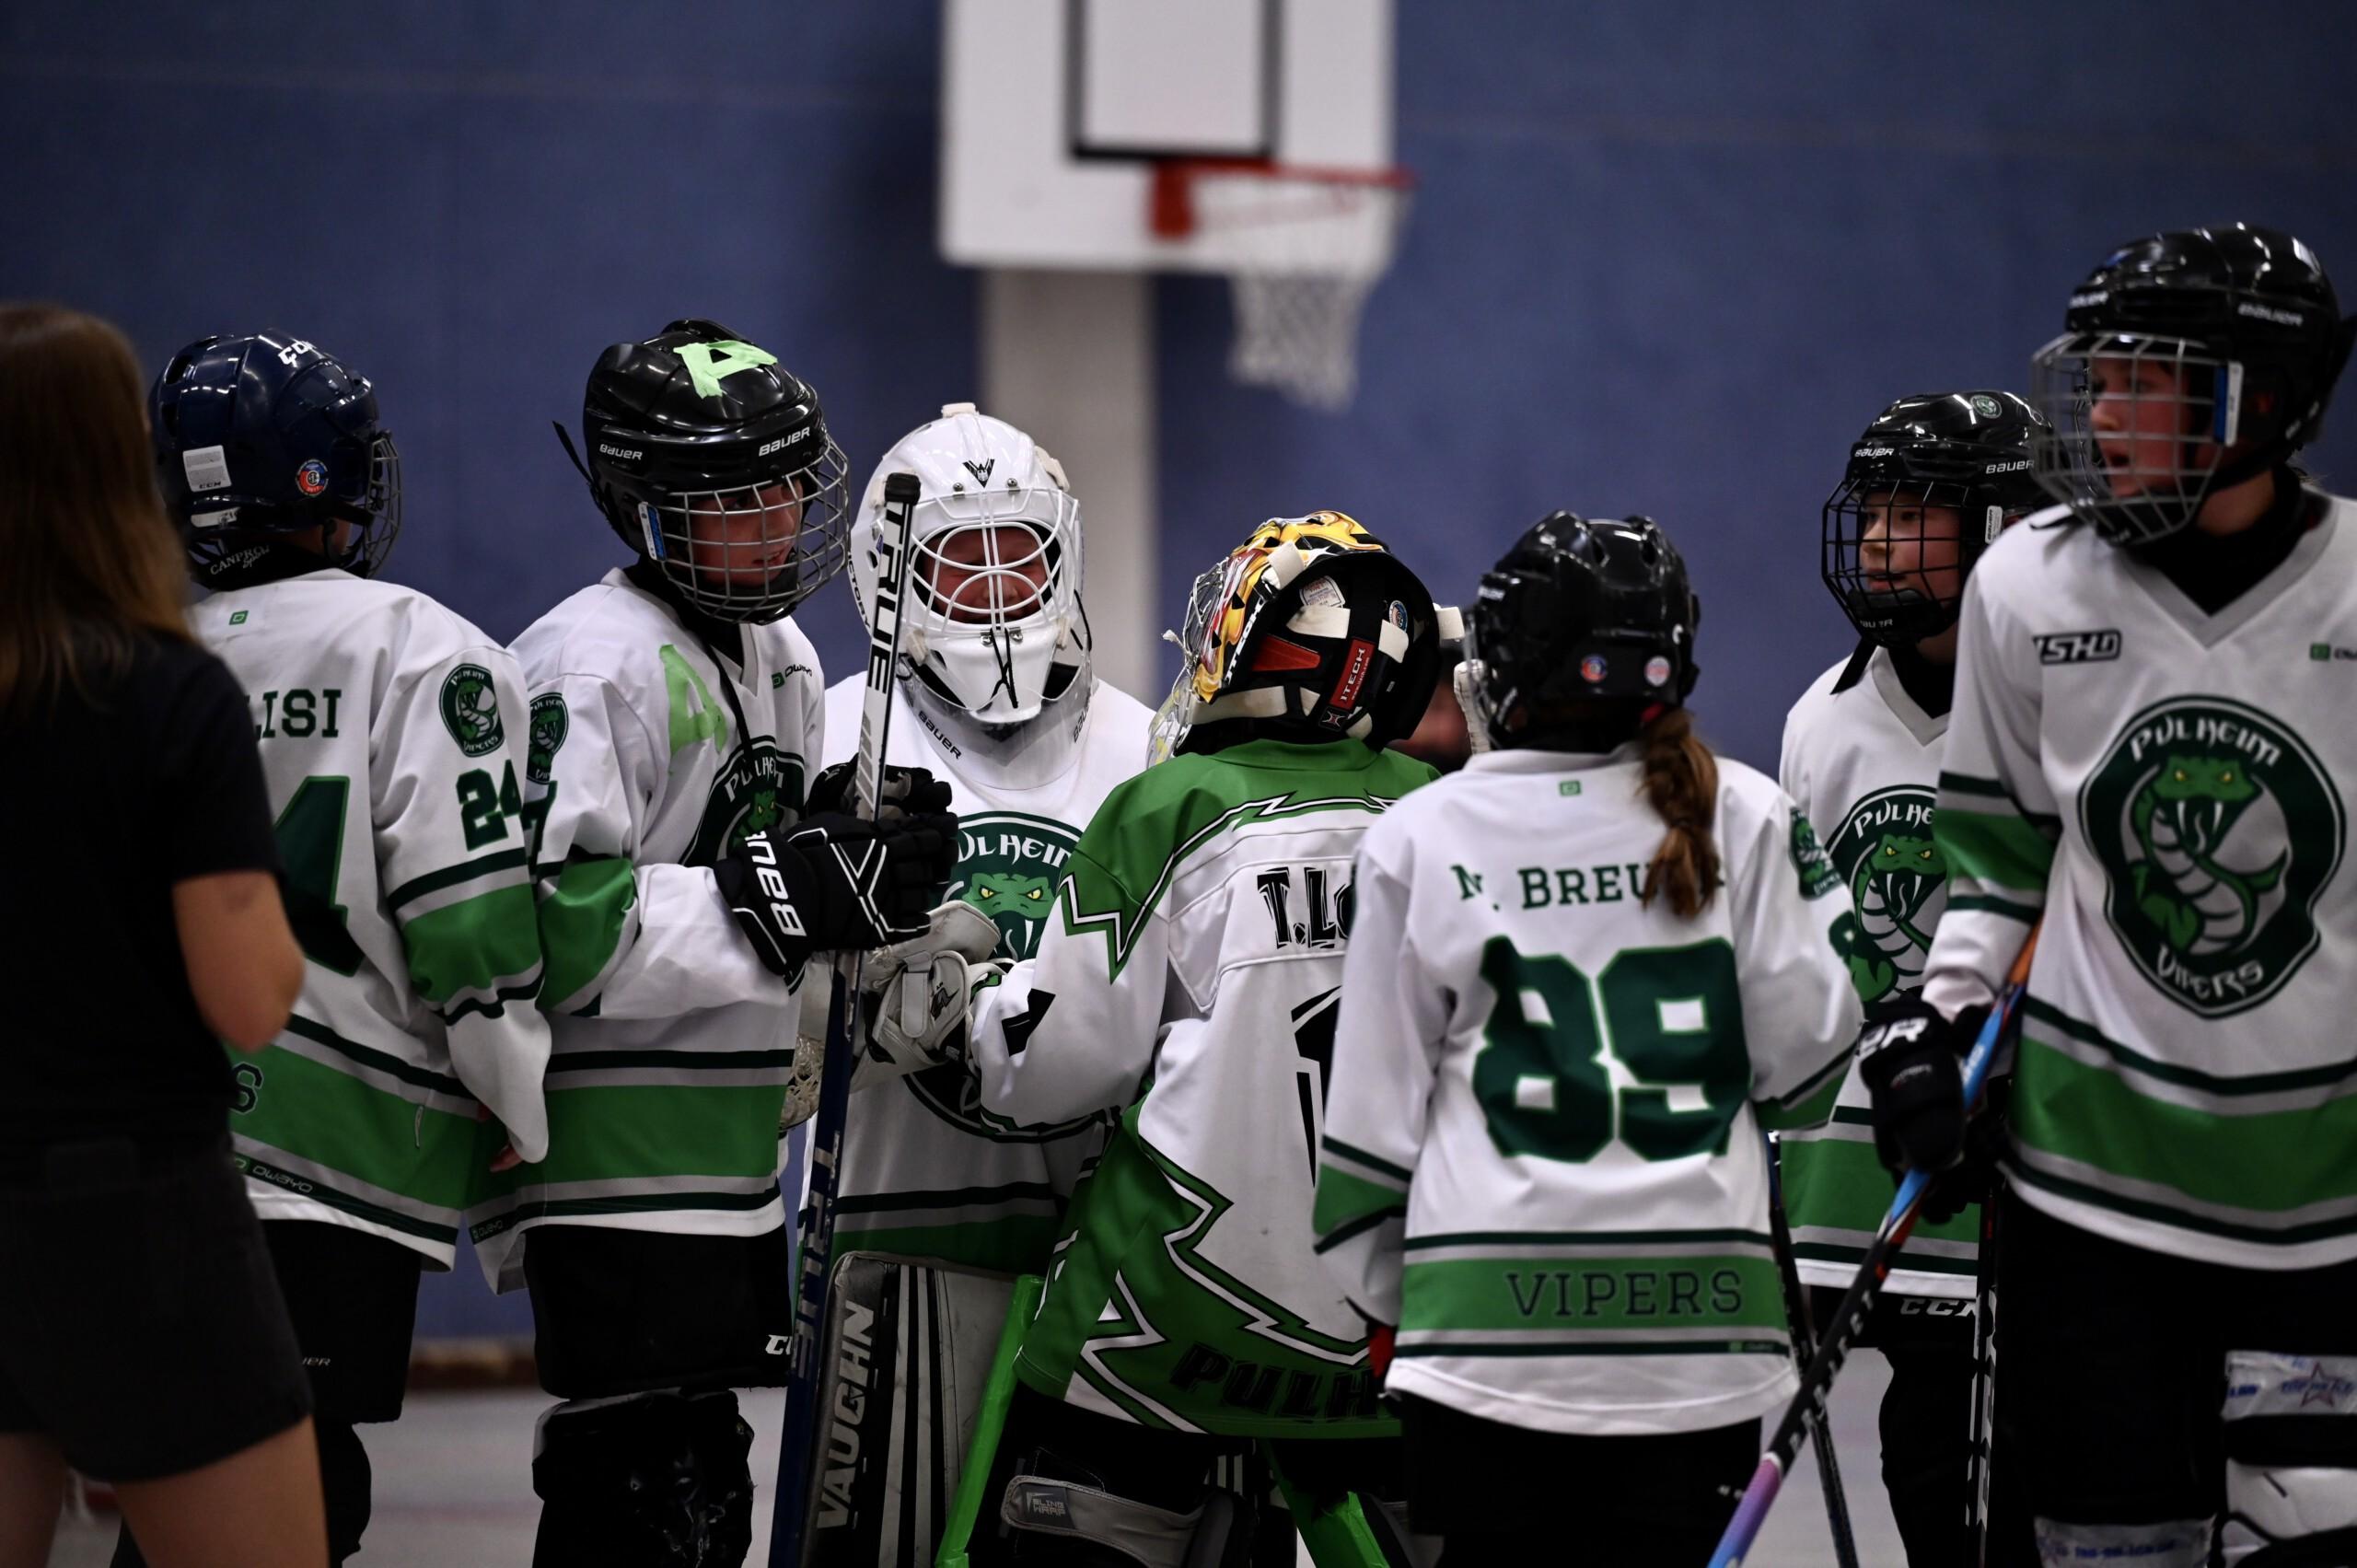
[673,338,779,401]
[295,458,330,496]
[1644,655,1673,688]
[1298,575,1345,610]
[181,445,232,493]
[1580,654,1608,683]
[1971,394,2003,418]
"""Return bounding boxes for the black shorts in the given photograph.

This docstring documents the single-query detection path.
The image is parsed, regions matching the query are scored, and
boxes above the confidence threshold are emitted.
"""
[0,1134,312,1481]
[1398,1393,1758,1558]
[524,1223,794,1399]
[263,1219,424,1423]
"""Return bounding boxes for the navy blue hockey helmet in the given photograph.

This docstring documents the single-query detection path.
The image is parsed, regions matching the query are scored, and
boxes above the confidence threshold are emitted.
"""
[1466,512,1700,749]
[150,331,401,582]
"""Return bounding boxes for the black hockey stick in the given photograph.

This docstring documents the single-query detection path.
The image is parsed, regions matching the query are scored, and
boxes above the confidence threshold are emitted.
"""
[769,471,922,1568]
[1765,1135,1861,1568]
[1966,1176,2002,1566]
[1711,930,2038,1567]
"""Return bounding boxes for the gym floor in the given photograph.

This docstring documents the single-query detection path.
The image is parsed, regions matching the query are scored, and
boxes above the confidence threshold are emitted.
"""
[42,1360,1903,1565]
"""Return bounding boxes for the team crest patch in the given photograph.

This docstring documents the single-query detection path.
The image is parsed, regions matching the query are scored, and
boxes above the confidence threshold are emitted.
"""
[526,692,569,784]
[2080,696,2344,1017]
[439,665,504,757]
[950,812,1080,963]
[1828,786,1946,1003]
[1789,809,1840,900]
[687,738,803,866]
[295,458,330,496]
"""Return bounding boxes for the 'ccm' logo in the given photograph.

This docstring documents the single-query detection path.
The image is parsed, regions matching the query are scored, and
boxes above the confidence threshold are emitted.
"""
[2034,629,2121,666]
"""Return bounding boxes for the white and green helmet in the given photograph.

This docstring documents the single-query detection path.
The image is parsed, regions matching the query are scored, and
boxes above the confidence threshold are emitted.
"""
[852,402,1089,727]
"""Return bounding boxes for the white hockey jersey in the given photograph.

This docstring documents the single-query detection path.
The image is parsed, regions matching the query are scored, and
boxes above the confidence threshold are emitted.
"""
[1314,747,1862,1438]
[471,568,822,1288]
[194,568,551,1268]
[966,738,1437,1437]
[1778,647,1980,1298]
[1924,495,2357,1271]
[824,676,1152,1275]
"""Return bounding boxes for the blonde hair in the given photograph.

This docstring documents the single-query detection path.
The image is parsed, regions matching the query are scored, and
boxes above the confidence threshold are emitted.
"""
[0,303,192,714]
[1635,706,1722,918]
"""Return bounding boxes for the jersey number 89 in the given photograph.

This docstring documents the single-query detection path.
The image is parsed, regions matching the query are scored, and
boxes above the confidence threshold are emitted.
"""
[1473,935,1747,1164]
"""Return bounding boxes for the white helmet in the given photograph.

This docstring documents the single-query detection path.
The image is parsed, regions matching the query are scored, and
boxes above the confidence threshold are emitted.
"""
[853,403,1088,726]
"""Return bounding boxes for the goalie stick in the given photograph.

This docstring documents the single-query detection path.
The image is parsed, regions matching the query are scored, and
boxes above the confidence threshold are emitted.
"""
[1709,929,2039,1568]
[768,470,922,1568]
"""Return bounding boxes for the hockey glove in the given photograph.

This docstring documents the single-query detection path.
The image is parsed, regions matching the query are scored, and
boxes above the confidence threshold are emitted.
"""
[804,760,954,820]
[714,810,958,978]
[1921,1074,2012,1225]
[853,900,1004,1088]
[1856,997,1982,1179]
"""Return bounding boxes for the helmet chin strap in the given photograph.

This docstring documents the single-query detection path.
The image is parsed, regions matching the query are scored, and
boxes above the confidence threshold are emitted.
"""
[907,664,1091,791]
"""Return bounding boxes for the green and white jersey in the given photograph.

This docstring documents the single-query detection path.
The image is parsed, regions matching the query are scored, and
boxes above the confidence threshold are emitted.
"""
[472,568,821,1289]
[1314,748,1862,1438]
[967,738,1437,1438]
[1778,648,1979,1298]
[1925,494,2357,1271]
[195,570,550,1268]
[824,676,1152,1275]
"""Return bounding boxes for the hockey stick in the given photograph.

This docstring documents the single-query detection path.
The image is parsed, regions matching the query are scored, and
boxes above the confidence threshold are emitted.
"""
[1966,1177,2001,1566]
[769,471,922,1568]
[1709,929,2038,1568]
[1764,1135,1860,1568]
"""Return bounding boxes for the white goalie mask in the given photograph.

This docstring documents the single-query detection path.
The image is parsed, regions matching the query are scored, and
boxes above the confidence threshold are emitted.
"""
[852,403,1089,728]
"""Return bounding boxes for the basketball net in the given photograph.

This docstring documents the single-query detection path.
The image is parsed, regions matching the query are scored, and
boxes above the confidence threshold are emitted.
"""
[1151,160,1412,411]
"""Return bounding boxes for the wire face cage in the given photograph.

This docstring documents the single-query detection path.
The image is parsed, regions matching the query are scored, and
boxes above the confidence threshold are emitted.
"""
[1150,159,1413,411]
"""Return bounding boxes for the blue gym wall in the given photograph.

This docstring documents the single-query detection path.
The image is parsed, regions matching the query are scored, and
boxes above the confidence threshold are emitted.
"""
[6,3,2353,1340]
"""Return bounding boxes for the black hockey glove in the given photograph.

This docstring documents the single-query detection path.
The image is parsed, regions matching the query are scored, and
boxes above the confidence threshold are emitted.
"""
[1920,1075,2012,1225]
[804,761,954,820]
[714,810,959,978]
[1856,997,1983,1179]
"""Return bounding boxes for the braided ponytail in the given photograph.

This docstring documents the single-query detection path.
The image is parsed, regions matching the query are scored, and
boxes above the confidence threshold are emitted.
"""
[1636,706,1721,918]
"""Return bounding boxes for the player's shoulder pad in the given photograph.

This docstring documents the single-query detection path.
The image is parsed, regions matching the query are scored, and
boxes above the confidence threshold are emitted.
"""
[509,574,684,694]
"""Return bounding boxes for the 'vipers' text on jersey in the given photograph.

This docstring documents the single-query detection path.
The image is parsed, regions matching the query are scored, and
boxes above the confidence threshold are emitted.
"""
[822,676,1153,1275]
[195,570,551,1267]
[1314,748,1862,1437]
[1925,495,2357,1271]
[966,738,1435,1438]
[471,568,822,1288]
[1778,646,1980,1298]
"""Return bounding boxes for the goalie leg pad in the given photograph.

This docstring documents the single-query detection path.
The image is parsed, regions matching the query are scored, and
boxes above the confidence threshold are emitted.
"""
[2032,1517,2211,1568]
[530,1390,753,1568]
[1000,1475,1252,1568]
[2221,1351,2357,1566]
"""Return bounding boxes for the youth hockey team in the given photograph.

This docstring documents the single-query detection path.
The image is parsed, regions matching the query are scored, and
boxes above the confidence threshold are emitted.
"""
[118,220,2354,1567]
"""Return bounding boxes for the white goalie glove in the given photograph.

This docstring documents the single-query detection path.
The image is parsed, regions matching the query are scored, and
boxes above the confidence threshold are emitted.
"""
[781,900,1004,1132]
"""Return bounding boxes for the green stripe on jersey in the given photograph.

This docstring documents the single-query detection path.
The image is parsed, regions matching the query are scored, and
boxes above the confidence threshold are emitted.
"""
[1937,806,2057,895]
[1312,1164,1411,1241]
[1778,1132,1980,1256]
[538,857,635,1007]
[2014,1033,2357,1219]
[229,1043,477,1214]
[2024,999,2357,1099]
[401,883,542,1010]
[1400,1253,1785,1335]
[387,849,530,912]
[493,1081,786,1190]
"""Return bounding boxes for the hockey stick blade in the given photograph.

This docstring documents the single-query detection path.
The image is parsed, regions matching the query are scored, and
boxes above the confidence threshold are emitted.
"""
[770,471,922,1568]
[1710,929,2038,1568]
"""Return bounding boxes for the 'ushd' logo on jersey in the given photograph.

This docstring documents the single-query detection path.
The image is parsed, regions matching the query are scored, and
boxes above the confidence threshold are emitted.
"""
[1829,786,1947,1004]
[686,739,805,867]
[948,811,1079,962]
[2081,697,2343,1017]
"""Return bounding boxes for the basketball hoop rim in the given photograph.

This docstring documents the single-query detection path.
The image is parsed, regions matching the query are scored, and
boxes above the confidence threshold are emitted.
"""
[1148,157,1414,240]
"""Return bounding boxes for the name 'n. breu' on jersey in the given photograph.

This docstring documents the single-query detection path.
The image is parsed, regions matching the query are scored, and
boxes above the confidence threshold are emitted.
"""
[1314,746,1863,1438]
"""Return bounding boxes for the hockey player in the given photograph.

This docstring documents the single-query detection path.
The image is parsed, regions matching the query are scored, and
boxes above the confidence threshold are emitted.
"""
[1868,226,2357,1564]
[482,321,958,1566]
[140,332,552,1567]
[1315,512,1864,1564]
[1780,389,2046,1565]
[793,404,1153,1565]
[932,515,1449,1564]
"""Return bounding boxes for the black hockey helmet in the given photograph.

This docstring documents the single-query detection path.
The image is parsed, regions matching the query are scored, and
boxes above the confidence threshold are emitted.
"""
[1147,513,1447,761]
[1465,512,1699,751]
[1821,389,2047,647]
[2028,225,2356,546]
[559,319,852,623]
[149,331,401,585]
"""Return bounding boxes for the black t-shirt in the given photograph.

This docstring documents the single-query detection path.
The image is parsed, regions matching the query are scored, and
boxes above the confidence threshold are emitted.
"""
[0,629,282,1149]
